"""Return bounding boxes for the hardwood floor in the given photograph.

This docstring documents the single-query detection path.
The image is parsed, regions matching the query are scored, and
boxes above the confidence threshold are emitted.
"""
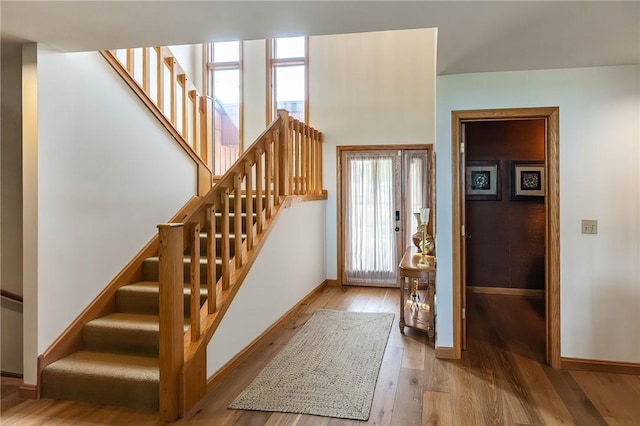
[2,286,639,425]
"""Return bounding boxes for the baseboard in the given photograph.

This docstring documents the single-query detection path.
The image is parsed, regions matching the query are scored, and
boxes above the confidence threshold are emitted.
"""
[18,383,38,399]
[467,286,544,297]
[0,371,24,379]
[435,346,456,359]
[206,279,328,391]
[1,371,23,379]
[326,279,339,287]
[561,357,640,375]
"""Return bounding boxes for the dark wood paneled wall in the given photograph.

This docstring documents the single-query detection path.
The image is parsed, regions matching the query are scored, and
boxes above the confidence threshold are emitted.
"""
[466,120,545,289]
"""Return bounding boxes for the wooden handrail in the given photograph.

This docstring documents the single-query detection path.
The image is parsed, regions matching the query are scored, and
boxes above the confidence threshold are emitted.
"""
[1,289,23,304]
[157,110,324,420]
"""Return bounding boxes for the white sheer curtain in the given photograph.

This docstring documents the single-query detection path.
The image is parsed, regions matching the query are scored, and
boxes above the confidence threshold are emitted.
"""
[404,152,430,245]
[345,154,397,284]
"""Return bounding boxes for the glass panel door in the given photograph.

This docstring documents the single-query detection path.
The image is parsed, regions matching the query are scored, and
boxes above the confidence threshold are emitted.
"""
[342,150,402,287]
[404,150,432,248]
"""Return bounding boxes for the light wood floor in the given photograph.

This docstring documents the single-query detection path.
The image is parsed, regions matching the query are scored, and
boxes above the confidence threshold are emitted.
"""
[2,286,639,425]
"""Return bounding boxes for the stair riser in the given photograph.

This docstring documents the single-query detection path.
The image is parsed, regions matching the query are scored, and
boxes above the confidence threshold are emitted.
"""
[214,213,255,234]
[142,258,222,284]
[83,325,159,357]
[228,195,267,213]
[41,370,158,411]
[198,234,241,257]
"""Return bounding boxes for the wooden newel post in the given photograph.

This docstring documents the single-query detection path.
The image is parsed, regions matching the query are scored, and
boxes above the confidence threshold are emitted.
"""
[157,223,184,421]
[277,109,291,197]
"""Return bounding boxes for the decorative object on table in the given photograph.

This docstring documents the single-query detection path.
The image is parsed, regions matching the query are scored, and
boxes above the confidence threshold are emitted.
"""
[410,278,421,317]
[229,309,394,421]
[412,207,434,256]
[398,247,436,340]
[510,161,545,200]
[465,160,502,200]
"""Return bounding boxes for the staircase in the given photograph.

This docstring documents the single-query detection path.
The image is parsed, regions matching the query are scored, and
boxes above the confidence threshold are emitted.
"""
[41,197,255,410]
[37,100,324,418]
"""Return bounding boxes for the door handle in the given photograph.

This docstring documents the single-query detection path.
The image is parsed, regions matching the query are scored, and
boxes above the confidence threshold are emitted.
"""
[395,227,400,232]
[466,234,472,239]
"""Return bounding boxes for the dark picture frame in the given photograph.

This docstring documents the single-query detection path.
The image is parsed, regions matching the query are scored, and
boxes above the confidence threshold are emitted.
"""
[510,161,545,200]
[465,160,501,201]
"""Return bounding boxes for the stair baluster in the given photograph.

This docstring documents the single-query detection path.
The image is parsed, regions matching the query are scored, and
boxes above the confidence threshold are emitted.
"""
[206,207,217,314]
[189,223,201,341]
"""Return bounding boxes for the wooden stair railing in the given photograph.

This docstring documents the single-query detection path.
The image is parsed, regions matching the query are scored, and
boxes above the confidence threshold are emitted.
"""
[1,289,23,304]
[101,47,214,196]
[157,110,324,420]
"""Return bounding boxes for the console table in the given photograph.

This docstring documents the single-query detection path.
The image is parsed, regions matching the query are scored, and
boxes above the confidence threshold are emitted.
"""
[398,247,436,340]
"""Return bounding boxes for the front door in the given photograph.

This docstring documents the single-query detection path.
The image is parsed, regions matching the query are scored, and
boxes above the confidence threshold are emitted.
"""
[338,146,433,287]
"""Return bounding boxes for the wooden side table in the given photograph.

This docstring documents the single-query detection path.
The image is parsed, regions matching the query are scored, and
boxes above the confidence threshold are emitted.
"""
[398,247,436,340]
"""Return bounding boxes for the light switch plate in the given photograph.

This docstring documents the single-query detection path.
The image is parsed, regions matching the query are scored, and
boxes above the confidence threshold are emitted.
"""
[582,219,598,234]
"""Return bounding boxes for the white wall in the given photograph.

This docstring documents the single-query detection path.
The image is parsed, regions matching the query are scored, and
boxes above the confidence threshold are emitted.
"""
[21,46,199,382]
[168,44,203,95]
[436,65,640,362]
[22,43,39,386]
[243,40,267,146]
[207,200,326,376]
[308,28,437,281]
[1,39,24,375]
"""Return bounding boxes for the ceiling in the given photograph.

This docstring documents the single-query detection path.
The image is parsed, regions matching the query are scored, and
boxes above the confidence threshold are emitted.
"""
[1,1,638,75]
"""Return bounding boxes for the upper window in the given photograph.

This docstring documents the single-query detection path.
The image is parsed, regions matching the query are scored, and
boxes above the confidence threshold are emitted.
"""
[267,36,308,123]
[207,41,242,174]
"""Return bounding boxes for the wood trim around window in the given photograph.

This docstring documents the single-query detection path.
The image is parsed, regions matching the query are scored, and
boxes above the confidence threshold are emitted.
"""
[265,39,272,126]
[206,42,244,152]
[266,36,309,125]
[304,36,309,124]
[202,43,209,98]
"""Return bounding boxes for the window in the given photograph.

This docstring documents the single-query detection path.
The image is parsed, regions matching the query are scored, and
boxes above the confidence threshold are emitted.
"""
[207,41,242,175]
[267,36,308,123]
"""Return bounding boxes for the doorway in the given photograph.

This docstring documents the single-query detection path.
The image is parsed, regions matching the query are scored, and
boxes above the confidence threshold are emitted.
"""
[464,119,546,362]
[337,145,434,287]
[451,107,560,368]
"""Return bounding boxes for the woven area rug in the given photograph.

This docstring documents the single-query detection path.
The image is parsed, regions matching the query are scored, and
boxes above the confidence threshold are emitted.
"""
[229,309,394,420]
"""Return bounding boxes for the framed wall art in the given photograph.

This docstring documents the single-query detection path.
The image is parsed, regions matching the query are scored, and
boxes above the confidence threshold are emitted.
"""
[510,161,545,200]
[465,160,501,201]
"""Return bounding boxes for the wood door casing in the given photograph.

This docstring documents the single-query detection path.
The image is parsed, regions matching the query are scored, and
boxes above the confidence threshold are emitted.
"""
[451,107,560,368]
[460,123,467,349]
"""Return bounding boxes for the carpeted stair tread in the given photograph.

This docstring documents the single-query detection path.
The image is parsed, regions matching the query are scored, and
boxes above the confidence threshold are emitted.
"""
[84,313,193,357]
[83,313,161,356]
[199,232,246,239]
[142,256,222,283]
[198,232,245,256]
[228,195,267,212]
[144,256,221,263]
[214,212,256,233]
[41,350,159,410]
[116,281,207,315]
